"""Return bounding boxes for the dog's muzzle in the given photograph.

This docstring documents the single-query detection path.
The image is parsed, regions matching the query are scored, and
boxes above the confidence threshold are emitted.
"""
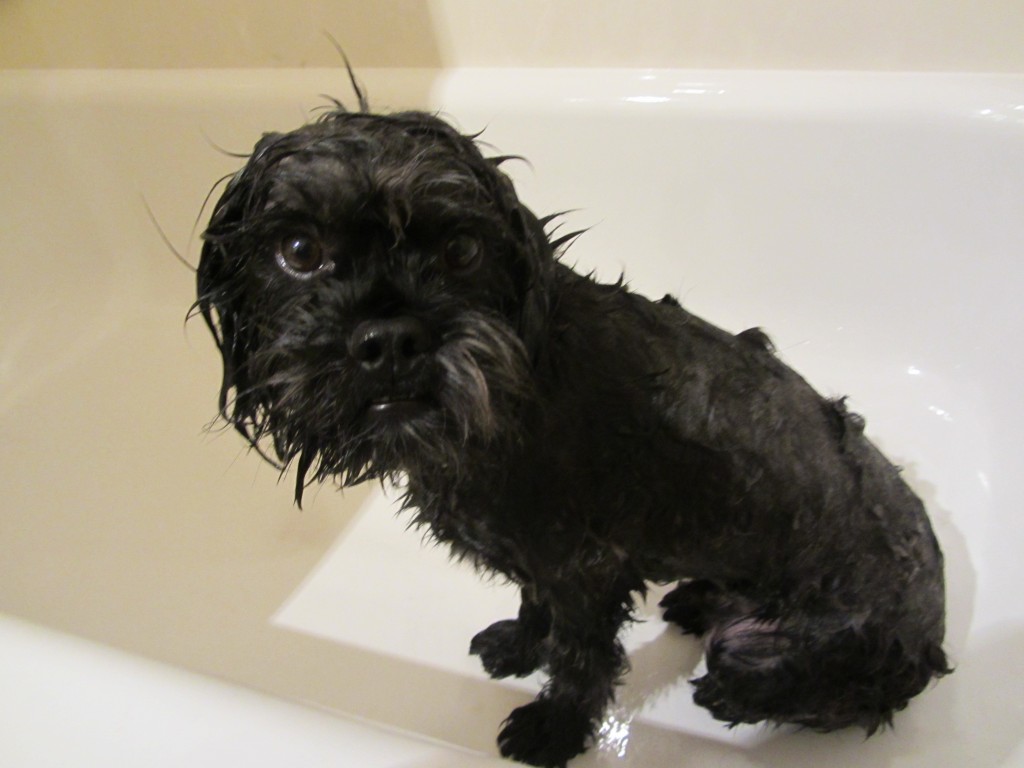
[347,316,436,418]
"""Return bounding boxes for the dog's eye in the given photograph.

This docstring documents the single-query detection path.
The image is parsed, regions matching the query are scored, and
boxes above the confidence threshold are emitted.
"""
[442,234,482,274]
[276,235,326,276]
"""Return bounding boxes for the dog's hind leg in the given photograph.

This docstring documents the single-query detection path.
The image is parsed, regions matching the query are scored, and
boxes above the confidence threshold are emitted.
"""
[659,579,721,635]
[690,609,949,733]
[659,579,760,636]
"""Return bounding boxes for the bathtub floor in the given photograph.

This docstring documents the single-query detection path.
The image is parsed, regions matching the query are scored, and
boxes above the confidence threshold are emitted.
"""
[0,613,506,767]
[2,68,1023,767]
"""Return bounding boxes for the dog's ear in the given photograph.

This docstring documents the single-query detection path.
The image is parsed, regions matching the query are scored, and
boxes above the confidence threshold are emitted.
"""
[197,235,247,437]
[508,200,556,362]
[469,155,556,362]
[195,162,266,446]
[195,130,293,422]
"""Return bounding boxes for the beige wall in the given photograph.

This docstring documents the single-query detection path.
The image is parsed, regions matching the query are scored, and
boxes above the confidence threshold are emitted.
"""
[1,0,1022,72]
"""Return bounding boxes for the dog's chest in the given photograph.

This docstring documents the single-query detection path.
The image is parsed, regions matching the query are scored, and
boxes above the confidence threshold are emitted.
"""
[405,424,720,585]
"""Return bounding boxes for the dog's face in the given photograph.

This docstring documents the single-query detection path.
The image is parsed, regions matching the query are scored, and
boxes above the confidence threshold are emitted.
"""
[197,111,553,499]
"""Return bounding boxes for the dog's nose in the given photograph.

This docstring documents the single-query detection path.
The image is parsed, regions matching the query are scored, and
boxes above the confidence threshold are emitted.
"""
[347,317,432,373]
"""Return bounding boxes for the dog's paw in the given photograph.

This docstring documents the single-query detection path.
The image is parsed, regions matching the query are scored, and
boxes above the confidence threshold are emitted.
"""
[497,700,590,768]
[659,579,719,635]
[691,672,753,726]
[470,619,542,678]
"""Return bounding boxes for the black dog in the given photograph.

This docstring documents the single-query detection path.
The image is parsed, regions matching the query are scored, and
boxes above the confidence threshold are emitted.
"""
[195,92,949,767]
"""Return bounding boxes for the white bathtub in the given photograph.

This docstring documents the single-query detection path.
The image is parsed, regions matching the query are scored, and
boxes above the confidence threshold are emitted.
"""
[1,68,1021,766]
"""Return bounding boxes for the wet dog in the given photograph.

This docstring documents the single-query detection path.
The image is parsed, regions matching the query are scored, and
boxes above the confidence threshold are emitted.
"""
[195,93,948,767]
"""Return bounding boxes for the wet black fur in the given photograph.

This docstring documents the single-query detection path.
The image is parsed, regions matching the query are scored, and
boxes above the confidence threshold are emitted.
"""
[196,100,949,767]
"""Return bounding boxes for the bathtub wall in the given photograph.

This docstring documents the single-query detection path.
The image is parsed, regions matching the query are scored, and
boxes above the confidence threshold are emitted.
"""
[1,0,1023,73]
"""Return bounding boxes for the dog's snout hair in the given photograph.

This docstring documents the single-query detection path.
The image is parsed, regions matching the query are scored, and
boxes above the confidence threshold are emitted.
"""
[195,95,948,768]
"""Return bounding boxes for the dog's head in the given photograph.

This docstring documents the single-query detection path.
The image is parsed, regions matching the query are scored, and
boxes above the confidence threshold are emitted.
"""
[196,108,560,501]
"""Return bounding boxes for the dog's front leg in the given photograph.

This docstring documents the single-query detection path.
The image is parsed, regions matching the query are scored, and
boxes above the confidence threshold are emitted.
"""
[496,584,631,768]
[471,588,551,679]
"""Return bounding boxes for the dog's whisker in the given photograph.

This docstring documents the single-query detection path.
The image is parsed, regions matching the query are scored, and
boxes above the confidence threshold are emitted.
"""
[143,195,195,273]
